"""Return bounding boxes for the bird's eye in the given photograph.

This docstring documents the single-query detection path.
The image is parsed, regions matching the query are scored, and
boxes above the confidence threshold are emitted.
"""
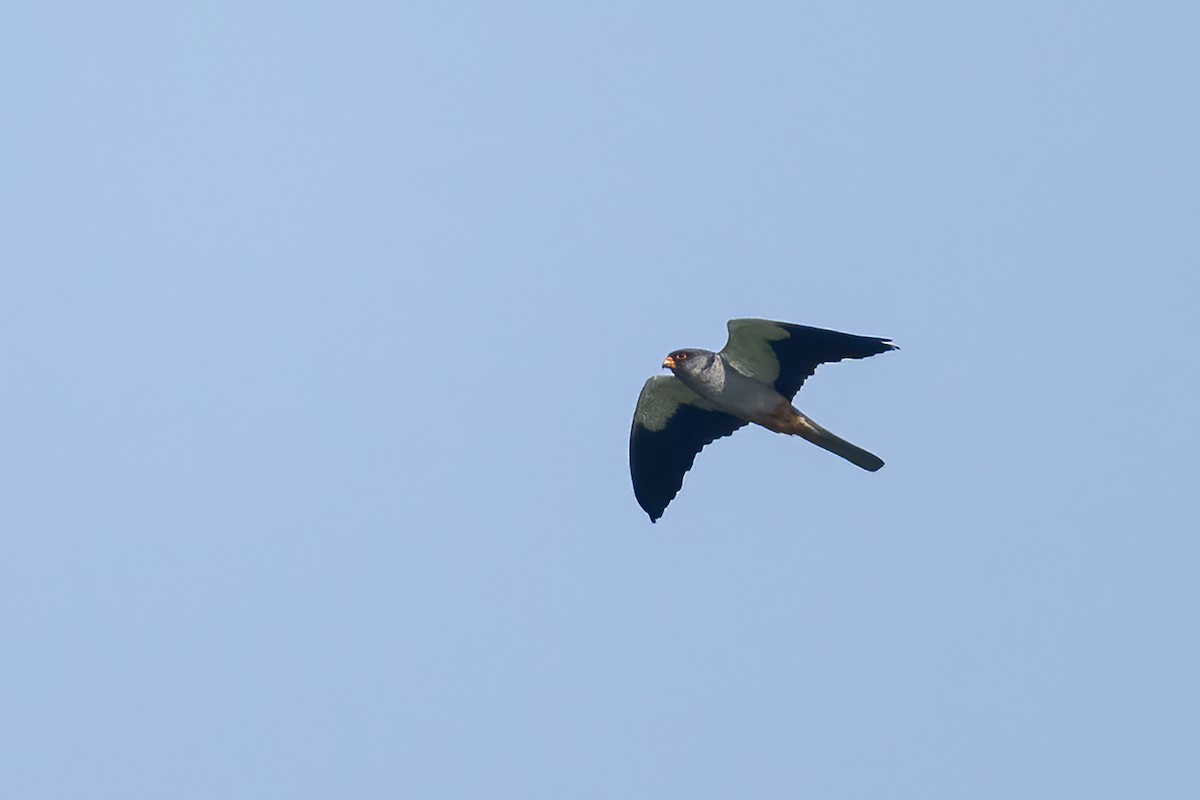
[677,352,687,360]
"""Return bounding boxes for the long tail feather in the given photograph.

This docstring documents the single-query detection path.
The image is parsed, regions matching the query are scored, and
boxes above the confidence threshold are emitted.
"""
[789,412,884,472]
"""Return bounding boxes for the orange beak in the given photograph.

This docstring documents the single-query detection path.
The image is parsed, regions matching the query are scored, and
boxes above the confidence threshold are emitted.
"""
[662,355,676,369]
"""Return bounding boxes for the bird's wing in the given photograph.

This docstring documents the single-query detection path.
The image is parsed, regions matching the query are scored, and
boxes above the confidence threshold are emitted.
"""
[720,318,896,400]
[629,375,747,522]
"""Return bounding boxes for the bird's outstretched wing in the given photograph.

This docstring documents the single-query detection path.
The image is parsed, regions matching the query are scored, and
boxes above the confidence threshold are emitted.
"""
[629,376,747,522]
[720,319,896,400]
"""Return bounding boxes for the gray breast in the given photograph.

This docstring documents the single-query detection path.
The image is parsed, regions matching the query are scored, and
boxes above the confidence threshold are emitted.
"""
[683,356,786,420]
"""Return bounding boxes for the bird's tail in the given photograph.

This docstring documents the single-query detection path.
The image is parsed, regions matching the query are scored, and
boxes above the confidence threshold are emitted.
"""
[785,411,884,472]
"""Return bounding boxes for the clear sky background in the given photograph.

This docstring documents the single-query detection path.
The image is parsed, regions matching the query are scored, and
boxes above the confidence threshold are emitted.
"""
[3,2,1198,798]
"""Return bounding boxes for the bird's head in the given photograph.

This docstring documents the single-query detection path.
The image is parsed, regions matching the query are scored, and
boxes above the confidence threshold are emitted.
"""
[662,349,713,374]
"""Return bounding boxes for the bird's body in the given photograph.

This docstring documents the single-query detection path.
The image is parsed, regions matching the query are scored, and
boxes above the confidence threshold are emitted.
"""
[630,319,896,521]
[669,349,788,424]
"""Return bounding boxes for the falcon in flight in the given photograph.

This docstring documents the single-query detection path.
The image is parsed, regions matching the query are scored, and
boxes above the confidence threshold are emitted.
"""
[630,318,896,522]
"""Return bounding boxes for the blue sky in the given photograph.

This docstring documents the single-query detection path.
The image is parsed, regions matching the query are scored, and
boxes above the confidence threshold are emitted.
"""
[3,2,1198,797]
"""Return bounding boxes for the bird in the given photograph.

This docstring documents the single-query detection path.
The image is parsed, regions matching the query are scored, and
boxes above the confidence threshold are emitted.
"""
[630,318,896,522]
